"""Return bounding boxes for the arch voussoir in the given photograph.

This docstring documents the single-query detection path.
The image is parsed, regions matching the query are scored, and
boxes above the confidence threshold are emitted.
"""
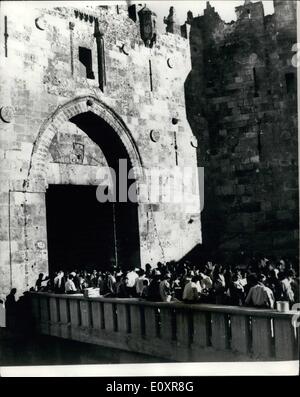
[26,96,144,193]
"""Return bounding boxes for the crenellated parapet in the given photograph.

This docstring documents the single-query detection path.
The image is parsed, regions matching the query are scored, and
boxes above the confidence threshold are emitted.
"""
[164,6,181,35]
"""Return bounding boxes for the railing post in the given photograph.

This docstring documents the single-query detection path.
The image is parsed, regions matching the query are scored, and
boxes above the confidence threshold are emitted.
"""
[211,312,230,350]
[274,317,296,360]
[59,298,70,338]
[116,303,129,334]
[160,307,173,342]
[192,311,210,348]
[49,297,60,337]
[176,309,191,348]
[103,302,115,332]
[251,317,273,359]
[130,304,142,336]
[144,305,157,340]
[69,299,81,327]
[91,301,102,330]
[39,296,50,334]
[231,315,250,355]
[80,300,92,328]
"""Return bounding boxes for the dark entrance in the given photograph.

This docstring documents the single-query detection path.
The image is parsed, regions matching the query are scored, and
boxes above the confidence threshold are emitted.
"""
[46,184,141,274]
[46,184,115,273]
[45,110,141,275]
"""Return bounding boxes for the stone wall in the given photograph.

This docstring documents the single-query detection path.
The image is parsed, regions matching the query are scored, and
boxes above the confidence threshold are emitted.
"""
[185,0,298,261]
[0,3,201,298]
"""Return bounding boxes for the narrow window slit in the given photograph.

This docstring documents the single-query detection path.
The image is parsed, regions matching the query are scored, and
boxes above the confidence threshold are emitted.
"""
[69,22,75,75]
[4,16,8,57]
[149,59,153,91]
[174,131,178,166]
[253,67,259,97]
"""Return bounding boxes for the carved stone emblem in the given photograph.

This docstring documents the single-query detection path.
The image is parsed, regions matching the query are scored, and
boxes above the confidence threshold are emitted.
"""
[35,240,46,250]
[70,142,84,164]
[0,106,14,123]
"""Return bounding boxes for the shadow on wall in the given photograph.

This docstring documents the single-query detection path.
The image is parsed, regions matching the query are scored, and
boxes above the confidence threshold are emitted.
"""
[184,29,225,260]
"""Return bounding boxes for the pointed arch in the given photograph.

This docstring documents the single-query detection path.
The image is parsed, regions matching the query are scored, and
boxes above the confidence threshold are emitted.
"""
[24,96,144,192]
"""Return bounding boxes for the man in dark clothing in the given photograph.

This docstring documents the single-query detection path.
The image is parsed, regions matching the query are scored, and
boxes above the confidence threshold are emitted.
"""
[147,273,162,302]
[35,273,50,291]
[5,288,18,330]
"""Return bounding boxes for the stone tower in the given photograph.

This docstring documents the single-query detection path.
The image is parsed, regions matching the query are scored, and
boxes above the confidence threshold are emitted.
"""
[185,0,298,261]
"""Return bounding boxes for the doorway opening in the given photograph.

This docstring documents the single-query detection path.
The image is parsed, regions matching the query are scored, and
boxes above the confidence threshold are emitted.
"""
[46,184,114,274]
[46,184,141,275]
[45,109,141,275]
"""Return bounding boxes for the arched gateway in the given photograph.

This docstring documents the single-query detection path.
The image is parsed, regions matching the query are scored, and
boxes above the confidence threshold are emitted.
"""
[16,96,144,290]
[25,96,144,192]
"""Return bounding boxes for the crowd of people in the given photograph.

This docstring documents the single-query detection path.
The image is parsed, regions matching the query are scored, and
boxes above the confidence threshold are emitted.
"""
[34,256,299,310]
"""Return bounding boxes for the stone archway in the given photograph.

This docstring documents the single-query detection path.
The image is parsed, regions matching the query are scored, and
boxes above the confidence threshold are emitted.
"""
[24,96,144,193]
[11,96,145,291]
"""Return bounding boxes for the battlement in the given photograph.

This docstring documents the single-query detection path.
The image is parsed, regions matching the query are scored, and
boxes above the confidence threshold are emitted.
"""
[186,0,297,42]
[235,1,265,22]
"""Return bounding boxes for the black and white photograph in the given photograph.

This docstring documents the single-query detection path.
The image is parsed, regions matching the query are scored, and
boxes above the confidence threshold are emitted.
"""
[0,0,299,378]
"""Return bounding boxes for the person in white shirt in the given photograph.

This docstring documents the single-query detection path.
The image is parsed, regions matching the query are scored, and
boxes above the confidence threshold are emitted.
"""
[126,269,139,288]
[54,270,64,293]
[126,267,139,297]
[199,272,213,291]
[136,269,148,297]
[245,274,275,309]
[280,270,295,305]
[65,274,77,294]
[182,276,200,303]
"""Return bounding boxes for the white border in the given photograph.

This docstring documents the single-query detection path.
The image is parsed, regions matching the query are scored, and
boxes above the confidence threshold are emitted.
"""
[0,361,299,377]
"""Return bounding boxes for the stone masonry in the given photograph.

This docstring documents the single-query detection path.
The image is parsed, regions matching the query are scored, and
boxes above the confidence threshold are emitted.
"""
[0,2,201,298]
[185,0,298,262]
